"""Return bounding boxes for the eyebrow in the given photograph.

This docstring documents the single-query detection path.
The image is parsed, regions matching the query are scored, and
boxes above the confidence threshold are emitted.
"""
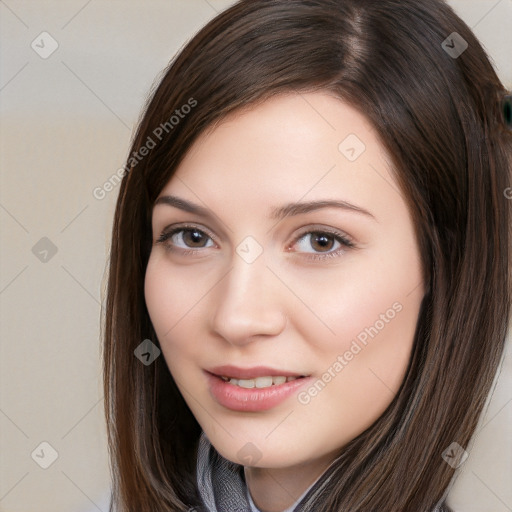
[270,199,374,221]
[154,195,375,221]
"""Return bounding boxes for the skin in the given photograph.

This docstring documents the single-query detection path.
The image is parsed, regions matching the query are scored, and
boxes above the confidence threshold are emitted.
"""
[144,92,424,512]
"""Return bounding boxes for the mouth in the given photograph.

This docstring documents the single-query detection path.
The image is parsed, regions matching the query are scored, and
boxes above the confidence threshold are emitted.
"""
[217,374,306,389]
[206,365,309,390]
[204,366,313,412]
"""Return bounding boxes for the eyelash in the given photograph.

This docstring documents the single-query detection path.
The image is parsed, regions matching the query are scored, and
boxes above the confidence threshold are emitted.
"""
[155,223,355,261]
[156,224,217,258]
[289,227,354,261]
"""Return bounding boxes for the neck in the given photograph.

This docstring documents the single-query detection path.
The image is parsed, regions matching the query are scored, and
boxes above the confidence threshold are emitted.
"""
[243,453,336,512]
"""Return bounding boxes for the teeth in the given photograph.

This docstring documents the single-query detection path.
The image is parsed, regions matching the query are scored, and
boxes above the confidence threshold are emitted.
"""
[220,375,301,389]
[254,376,273,388]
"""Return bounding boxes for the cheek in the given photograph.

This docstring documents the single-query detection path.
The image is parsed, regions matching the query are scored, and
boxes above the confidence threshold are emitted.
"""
[290,247,421,355]
[144,257,175,334]
[292,247,422,433]
[145,254,206,333]
[144,255,216,378]
[144,257,193,359]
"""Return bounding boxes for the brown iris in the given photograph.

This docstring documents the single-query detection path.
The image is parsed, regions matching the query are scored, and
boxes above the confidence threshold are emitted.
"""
[310,232,335,252]
[183,229,209,247]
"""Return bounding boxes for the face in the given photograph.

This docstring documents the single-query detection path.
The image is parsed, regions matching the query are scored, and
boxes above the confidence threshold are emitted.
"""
[144,92,424,470]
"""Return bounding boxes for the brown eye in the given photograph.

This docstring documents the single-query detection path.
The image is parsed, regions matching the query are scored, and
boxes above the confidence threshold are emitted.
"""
[296,232,339,253]
[291,229,353,258]
[156,227,215,251]
[181,229,210,248]
[310,232,335,252]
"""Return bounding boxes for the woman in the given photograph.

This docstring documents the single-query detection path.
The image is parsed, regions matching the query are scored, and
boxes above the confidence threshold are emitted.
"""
[102,0,511,510]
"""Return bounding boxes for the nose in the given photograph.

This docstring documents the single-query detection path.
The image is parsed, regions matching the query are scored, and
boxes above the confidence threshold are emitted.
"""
[210,256,287,346]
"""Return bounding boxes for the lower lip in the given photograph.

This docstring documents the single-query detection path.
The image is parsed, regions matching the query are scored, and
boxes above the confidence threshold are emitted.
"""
[205,371,313,412]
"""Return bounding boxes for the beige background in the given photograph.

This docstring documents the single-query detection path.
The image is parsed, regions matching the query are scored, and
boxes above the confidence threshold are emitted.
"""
[0,1,510,511]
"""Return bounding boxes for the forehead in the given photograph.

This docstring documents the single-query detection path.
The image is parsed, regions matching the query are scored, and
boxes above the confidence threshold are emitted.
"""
[158,92,400,221]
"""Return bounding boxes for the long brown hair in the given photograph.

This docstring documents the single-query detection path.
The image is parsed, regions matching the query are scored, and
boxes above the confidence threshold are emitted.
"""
[102,0,511,510]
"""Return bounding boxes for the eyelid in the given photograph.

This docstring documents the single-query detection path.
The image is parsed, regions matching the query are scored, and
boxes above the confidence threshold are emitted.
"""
[286,226,355,262]
[156,223,219,245]
[289,225,354,248]
[155,222,355,261]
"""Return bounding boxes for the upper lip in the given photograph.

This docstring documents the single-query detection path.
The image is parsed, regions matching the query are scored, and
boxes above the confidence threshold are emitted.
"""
[206,365,307,379]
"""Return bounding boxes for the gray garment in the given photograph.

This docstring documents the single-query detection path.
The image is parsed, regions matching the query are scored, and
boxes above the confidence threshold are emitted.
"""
[195,431,339,512]
[195,431,444,512]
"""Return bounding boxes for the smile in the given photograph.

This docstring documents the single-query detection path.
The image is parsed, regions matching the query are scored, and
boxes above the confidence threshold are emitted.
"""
[205,369,312,412]
[220,375,303,388]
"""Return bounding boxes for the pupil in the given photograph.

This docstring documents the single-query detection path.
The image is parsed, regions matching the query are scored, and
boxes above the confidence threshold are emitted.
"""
[312,233,333,252]
[185,230,206,247]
